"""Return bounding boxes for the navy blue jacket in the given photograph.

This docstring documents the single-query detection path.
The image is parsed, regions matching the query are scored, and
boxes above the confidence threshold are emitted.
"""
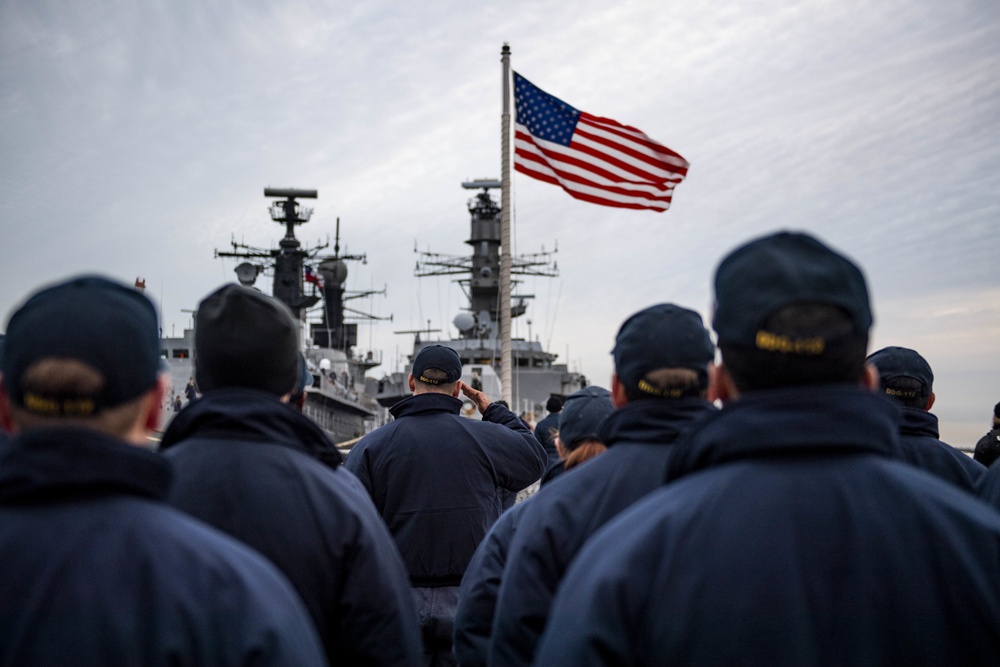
[345,392,546,585]
[974,427,1000,467]
[977,458,1000,509]
[0,426,325,667]
[535,386,1000,666]
[893,406,984,491]
[160,389,422,667]
[489,397,717,666]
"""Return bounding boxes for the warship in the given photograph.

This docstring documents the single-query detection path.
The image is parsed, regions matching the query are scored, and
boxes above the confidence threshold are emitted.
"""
[371,180,587,419]
[159,188,389,444]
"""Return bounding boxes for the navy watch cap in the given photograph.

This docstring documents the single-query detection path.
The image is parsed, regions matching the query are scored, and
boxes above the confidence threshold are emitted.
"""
[194,284,300,396]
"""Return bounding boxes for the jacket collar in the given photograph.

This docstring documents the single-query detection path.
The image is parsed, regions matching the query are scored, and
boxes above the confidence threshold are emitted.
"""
[0,426,172,503]
[158,388,342,467]
[666,385,900,483]
[389,392,463,419]
[898,406,940,439]
[598,397,718,449]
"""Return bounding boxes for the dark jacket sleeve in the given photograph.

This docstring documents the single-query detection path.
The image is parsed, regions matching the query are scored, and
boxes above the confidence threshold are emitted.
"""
[480,403,547,491]
[977,462,1000,510]
[454,503,523,667]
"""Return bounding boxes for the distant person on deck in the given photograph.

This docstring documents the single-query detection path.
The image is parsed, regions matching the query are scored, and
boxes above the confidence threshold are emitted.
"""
[974,401,1000,467]
[345,344,546,667]
[0,276,325,666]
[867,345,985,491]
[533,231,1000,666]
[533,395,563,462]
[159,284,422,666]
[184,376,197,402]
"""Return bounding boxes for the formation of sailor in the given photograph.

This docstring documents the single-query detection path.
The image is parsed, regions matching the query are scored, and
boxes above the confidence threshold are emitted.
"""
[2,229,1000,666]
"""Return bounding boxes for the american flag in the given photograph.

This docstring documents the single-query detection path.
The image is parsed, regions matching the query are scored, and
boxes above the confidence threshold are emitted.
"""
[513,72,689,212]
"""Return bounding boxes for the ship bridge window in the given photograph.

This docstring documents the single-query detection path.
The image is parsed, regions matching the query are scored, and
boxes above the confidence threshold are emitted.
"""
[172,349,190,359]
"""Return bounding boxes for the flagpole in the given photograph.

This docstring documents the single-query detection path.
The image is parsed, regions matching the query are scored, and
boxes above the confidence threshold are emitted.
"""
[499,44,513,406]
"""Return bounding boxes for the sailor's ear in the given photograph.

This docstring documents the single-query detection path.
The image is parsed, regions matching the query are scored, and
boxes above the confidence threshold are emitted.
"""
[408,374,416,392]
[924,392,936,411]
[610,375,627,408]
[705,362,720,403]
[711,364,739,403]
[861,364,879,391]
[142,375,169,433]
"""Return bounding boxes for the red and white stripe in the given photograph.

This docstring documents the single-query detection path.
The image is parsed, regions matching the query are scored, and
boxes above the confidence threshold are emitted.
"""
[515,112,689,212]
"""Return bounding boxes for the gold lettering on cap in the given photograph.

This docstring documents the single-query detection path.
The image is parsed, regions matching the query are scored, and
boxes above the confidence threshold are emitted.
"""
[755,331,826,355]
[23,392,97,416]
[636,379,684,398]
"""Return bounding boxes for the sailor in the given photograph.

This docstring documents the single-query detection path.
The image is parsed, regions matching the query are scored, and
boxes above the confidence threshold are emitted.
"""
[867,345,984,490]
[0,276,325,666]
[534,231,1000,665]
[453,385,613,667]
[345,344,546,667]
[489,303,718,667]
[533,394,563,461]
[973,401,1000,467]
[159,284,422,666]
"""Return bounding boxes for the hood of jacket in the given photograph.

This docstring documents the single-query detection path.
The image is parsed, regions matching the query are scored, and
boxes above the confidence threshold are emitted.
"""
[0,426,172,502]
[159,388,342,467]
[665,384,900,483]
[389,392,463,419]
[598,396,718,449]
[898,405,940,439]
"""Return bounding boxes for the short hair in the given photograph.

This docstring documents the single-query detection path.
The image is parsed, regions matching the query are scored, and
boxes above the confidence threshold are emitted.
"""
[8,358,147,437]
[623,368,706,402]
[546,396,563,413]
[720,303,868,392]
[881,376,931,409]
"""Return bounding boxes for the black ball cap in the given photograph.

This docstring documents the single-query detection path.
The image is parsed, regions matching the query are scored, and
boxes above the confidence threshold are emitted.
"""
[2,275,160,415]
[412,345,462,385]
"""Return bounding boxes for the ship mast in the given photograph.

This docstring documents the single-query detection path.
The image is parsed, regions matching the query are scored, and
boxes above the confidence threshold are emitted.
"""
[215,188,388,354]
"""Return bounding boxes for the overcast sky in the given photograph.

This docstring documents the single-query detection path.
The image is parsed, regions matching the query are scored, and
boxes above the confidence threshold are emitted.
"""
[2,0,998,444]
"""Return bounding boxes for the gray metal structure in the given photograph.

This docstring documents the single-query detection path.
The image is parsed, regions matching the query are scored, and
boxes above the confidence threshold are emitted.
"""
[214,188,390,443]
[372,181,586,420]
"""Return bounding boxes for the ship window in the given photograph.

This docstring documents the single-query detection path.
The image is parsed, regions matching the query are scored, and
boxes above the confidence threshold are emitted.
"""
[172,349,190,359]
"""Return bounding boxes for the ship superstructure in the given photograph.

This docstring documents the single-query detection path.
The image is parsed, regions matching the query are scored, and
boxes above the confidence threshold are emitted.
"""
[215,188,390,443]
[372,180,586,419]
